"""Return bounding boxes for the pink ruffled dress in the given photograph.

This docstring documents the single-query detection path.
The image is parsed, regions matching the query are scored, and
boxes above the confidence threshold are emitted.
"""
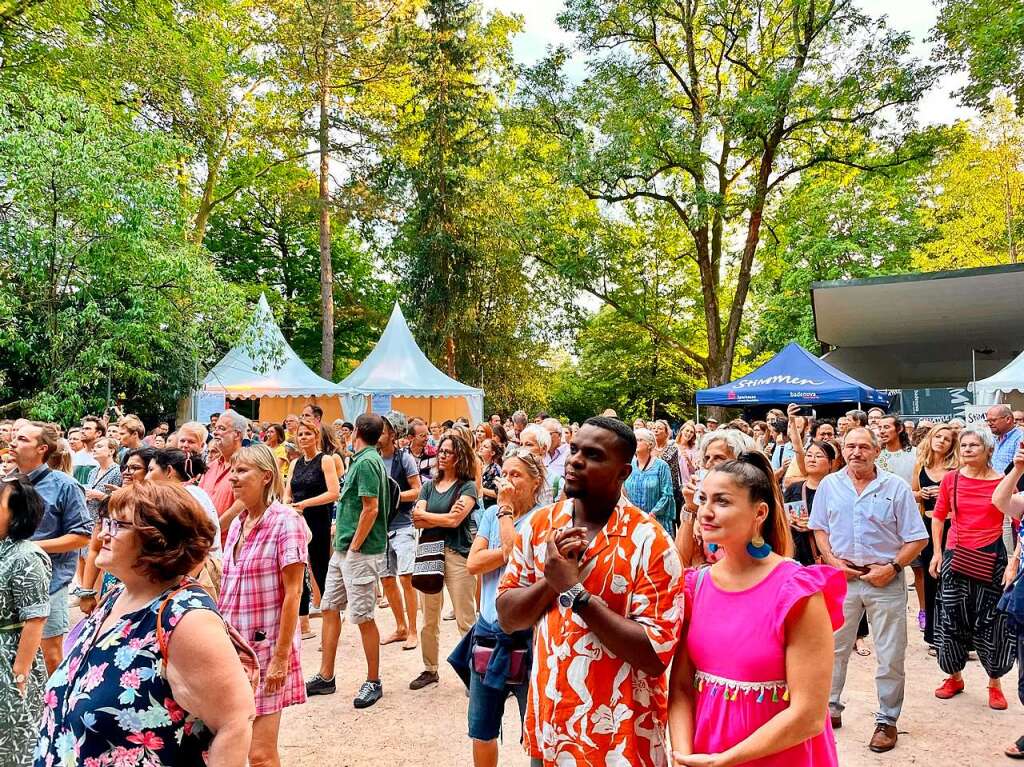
[684,560,846,766]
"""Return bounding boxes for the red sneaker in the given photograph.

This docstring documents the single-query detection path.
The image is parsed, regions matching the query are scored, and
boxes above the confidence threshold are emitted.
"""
[935,677,965,699]
[989,687,1009,710]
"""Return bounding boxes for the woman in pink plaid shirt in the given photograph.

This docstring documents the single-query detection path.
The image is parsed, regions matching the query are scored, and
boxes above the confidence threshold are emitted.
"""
[220,444,309,767]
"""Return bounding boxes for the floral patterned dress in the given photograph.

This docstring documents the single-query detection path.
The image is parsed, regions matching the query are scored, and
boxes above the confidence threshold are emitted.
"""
[33,583,219,767]
[0,538,51,767]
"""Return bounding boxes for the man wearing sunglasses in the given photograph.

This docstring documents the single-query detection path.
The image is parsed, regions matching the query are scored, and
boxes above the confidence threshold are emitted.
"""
[11,421,93,674]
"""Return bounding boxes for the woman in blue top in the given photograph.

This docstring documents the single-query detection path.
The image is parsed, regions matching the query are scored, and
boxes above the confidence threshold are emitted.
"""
[454,449,546,767]
[624,428,676,535]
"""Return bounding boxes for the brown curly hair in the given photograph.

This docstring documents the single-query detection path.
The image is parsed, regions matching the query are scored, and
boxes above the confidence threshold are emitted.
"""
[438,434,477,483]
[105,482,215,581]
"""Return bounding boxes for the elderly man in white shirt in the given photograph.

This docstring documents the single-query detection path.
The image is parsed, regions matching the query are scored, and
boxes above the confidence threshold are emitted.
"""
[809,426,928,754]
[540,418,569,481]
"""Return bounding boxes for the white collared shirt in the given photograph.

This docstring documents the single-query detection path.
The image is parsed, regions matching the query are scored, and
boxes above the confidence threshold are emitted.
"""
[808,468,927,566]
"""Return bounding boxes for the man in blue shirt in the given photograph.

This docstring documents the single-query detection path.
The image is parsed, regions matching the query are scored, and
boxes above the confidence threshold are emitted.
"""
[13,422,93,673]
[809,426,927,754]
[988,405,1024,474]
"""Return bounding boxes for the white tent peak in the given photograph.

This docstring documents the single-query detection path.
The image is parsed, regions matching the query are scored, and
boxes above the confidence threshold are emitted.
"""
[201,293,349,398]
[340,303,483,397]
[972,349,1024,405]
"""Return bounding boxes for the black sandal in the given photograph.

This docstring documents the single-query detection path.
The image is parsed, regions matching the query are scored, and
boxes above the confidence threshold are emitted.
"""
[1005,735,1024,759]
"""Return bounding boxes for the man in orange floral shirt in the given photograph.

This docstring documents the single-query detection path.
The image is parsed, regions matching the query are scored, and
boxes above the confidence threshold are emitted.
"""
[497,416,683,767]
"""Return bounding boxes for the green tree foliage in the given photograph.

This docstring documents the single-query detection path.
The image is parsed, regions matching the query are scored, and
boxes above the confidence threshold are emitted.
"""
[268,0,415,376]
[392,0,519,369]
[749,163,929,355]
[0,83,245,422]
[523,0,939,387]
[204,157,396,377]
[547,307,700,424]
[933,0,1024,114]
[917,98,1024,268]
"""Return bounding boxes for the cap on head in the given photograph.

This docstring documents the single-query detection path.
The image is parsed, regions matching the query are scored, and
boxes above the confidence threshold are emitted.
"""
[382,410,408,438]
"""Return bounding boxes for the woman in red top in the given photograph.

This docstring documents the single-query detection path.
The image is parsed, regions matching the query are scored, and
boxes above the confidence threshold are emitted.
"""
[928,424,1015,710]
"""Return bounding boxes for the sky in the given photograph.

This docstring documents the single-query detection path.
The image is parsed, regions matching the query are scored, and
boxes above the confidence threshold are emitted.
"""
[480,0,974,126]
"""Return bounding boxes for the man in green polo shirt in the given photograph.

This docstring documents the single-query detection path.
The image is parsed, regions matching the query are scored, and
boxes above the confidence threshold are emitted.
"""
[306,413,391,708]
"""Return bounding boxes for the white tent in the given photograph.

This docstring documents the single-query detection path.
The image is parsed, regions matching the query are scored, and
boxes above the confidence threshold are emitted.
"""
[972,349,1024,408]
[339,303,484,425]
[199,294,350,421]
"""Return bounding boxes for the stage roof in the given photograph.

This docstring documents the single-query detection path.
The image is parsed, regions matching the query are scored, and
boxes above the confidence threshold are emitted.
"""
[812,264,1024,388]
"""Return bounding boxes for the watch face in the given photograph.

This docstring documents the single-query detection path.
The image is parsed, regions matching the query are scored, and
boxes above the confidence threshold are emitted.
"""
[559,593,573,608]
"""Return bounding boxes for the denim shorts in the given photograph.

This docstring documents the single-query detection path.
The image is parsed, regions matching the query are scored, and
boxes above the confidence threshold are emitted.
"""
[384,527,417,578]
[467,666,528,742]
[42,587,69,640]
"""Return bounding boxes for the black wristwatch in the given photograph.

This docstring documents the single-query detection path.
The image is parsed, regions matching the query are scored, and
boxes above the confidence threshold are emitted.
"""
[889,561,903,574]
[572,588,592,612]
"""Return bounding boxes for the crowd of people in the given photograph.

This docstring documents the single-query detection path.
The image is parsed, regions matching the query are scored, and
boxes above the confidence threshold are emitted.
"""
[2,401,1024,766]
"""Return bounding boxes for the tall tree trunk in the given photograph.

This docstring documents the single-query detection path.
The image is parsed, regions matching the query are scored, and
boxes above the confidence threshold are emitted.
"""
[318,63,334,379]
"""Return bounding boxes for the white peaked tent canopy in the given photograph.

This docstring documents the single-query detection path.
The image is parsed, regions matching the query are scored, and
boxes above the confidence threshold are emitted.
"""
[339,303,484,425]
[200,295,350,420]
[972,349,1024,408]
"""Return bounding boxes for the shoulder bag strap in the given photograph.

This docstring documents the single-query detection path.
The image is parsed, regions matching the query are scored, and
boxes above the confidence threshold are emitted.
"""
[29,467,51,486]
[156,579,195,660]
[951,470,959,522]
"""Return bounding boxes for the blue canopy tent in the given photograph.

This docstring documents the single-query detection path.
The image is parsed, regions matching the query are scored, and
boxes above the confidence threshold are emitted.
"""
[696,343,889,414]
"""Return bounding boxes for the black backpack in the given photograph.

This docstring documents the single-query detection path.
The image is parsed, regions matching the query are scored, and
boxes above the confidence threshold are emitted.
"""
[373,453,403,527]
[384,473,401,527]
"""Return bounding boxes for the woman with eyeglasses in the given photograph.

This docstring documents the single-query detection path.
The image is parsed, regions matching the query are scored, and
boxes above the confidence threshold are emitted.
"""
[34,482,255,767]
[454,450,546,767]
[76,446,156,616]
[0,476,50,767]
[120,446,155,486]
[929,425,1014,711]
[410,434,479,691]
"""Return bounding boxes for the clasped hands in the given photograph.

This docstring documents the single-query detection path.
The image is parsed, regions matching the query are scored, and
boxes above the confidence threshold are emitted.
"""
[544,526,587,594]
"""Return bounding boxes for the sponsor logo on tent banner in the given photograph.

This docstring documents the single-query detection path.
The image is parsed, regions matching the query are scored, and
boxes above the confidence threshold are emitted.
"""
[734,375,826,389]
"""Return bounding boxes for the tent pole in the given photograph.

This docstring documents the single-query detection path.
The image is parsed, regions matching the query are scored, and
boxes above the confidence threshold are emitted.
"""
[696,403,699,425]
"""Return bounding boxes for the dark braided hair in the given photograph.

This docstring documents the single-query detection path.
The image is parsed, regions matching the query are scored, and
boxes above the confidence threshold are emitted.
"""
[710,450,794,557]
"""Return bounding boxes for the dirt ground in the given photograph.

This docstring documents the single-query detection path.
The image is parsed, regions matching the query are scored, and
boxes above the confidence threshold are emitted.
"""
[280,578,1019,767]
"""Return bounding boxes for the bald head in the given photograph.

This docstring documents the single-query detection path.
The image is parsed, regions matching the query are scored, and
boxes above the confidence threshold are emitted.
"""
[986,404,1014,437]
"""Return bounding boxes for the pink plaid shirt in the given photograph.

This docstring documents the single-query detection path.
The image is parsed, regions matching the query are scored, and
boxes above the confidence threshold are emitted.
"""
[219,501,308,715]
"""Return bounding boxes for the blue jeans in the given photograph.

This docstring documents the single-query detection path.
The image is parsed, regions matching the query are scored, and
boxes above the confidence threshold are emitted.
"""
[467,666,528,742]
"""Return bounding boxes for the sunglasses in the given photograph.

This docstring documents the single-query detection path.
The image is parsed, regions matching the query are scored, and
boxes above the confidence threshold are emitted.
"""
[437,448,455,456]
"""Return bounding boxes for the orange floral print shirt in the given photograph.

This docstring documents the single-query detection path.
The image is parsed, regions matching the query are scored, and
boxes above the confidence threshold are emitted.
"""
[498,500,683,767]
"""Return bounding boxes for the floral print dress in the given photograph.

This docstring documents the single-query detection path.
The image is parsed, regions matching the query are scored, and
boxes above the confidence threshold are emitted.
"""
[33,583,219,767]
[0,538,51,767]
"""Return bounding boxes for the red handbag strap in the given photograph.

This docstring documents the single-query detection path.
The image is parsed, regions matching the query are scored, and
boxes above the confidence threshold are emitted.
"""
[155,578,196,660]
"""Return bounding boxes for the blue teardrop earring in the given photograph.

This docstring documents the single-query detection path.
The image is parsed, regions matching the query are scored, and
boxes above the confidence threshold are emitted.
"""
[707,543,719,553]
[746,533,772,559]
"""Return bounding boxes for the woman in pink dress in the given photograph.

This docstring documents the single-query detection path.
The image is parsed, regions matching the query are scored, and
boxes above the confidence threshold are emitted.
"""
[668,450,846,767]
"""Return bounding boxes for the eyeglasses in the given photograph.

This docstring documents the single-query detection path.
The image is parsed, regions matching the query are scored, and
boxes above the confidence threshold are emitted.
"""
[100,516,136,537]
[437,448,454,456]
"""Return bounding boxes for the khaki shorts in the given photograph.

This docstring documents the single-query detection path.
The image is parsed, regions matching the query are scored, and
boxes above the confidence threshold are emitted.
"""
[321,549,385,624]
